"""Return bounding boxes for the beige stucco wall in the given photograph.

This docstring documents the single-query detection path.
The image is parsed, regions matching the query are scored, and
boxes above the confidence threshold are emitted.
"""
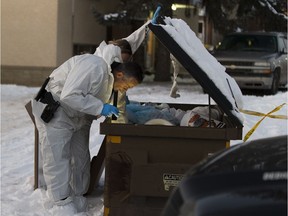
[57,0,73,66]
[73,0,107,45]
[2,0,121,69]
[54,0,111,65]
[1,0,120,86]
[2,0,58,67]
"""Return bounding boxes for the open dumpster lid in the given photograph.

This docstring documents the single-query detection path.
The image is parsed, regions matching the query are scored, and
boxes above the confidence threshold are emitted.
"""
[148,17,244,127]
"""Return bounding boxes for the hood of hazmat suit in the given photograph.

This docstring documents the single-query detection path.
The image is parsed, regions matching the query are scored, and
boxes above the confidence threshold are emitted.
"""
[123,20,150,54]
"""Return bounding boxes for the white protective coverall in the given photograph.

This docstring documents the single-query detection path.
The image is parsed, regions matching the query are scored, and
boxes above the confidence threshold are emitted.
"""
[32,42,122,202]
[123,20,150,54]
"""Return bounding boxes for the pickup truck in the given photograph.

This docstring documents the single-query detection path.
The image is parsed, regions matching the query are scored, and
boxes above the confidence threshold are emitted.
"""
[212,32,287,94]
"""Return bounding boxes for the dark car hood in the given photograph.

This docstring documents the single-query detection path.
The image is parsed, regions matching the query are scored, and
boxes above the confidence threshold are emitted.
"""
[185,135,287,176]
[212,51,277,61]
[179,135,287,214]
[161,136,287,216]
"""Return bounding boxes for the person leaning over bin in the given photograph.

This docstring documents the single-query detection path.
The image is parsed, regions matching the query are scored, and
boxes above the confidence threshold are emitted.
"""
[31,42,144,215]
[108,19,150,123]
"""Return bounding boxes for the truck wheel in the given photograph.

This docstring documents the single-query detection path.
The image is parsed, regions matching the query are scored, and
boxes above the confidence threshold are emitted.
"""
[269,70,280,95]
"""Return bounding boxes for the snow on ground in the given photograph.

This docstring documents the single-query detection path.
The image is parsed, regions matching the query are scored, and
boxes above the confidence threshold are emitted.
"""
[1,82,287,215]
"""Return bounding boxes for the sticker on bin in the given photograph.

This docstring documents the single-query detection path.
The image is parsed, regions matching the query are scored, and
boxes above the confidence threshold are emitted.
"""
[163,173,184,191]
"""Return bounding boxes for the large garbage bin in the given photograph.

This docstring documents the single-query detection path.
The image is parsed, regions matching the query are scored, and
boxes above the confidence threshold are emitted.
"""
[99,17,244,216]
[100,106,242,216]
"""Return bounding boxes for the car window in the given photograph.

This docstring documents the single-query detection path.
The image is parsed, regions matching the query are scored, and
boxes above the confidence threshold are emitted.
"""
[279,36,287,53]
[217,35,277,52]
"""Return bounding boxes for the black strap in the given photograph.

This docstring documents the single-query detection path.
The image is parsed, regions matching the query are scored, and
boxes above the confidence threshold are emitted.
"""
[40,92,56,105]
[35,77,50,101]
[112,90,118,120]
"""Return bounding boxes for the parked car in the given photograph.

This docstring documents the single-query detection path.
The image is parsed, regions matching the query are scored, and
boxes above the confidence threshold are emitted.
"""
[161,135,287,216]
[212,32,287,94]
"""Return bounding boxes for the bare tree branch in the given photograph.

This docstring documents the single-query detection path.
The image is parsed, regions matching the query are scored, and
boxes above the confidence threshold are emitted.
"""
[258,0,288,20]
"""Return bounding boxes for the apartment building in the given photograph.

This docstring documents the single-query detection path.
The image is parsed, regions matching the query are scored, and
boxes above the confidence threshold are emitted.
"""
[1,1,217,86]
[1,0,121,86]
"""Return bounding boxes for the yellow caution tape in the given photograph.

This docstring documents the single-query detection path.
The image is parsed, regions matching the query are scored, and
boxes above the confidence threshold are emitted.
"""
[240,109,288,119]
[243,103,287,142]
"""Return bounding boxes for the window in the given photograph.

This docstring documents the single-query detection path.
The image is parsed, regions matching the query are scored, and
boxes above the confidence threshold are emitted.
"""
[279,36,287,53]
[218,35,277,52]
[198,22,203,34]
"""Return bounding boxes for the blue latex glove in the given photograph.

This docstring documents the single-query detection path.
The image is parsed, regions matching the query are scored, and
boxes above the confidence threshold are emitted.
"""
[151,5,162,24]
[101,104,119,117]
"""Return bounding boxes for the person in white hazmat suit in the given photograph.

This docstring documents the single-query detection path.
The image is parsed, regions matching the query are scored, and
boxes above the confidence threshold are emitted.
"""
[32,42,143,215]
[109,20,150,123]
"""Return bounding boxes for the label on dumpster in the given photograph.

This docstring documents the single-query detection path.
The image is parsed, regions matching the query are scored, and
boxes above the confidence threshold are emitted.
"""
[163,173,184,191]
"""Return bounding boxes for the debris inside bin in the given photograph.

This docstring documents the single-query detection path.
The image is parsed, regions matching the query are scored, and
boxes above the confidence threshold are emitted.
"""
[126,102,225,128]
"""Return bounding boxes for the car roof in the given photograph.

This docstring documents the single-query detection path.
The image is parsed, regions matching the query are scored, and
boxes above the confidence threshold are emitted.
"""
[187,135,287,175]
[227,31,286,37]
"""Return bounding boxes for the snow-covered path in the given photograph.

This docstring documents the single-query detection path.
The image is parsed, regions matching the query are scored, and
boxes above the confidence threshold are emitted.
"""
[1,83,287,215]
